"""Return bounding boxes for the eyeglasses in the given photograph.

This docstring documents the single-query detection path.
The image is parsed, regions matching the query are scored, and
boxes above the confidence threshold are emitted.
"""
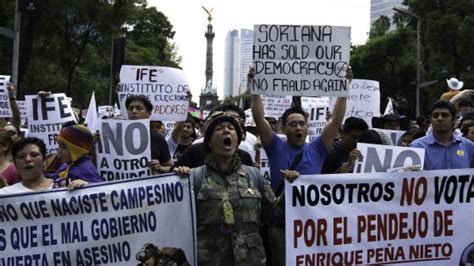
[287,120,306,127]
[431,112,451,119]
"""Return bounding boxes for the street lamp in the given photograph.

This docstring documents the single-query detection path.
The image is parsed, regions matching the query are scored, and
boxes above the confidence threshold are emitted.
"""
[393,6,421,117]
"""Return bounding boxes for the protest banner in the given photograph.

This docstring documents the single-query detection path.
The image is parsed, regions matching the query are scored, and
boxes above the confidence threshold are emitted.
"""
[262,94,293,118]
[379,129,407,146]
[302,96,330,140]
[354,143,425,173]
[329,79,380,127]
[16,100,27,126]
[252,24,351,97]
[118,65,189,121]
[0,174,196,265]
[85,92,98,132]
[25,93,77,154]
[96,119,152,181]
[286,169,474,265]
[0,75,13,117]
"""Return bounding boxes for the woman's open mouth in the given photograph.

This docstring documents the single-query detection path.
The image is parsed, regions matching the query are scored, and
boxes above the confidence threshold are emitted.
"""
[223,137,232,149]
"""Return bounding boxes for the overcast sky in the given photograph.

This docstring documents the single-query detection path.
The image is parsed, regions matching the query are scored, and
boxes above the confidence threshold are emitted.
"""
[149,0,371,102]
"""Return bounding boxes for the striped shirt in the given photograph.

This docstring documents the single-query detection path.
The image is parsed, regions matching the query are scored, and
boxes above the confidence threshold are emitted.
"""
[410,132,474,170]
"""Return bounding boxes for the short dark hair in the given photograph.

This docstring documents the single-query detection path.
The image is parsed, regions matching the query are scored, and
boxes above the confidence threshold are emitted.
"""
[430,100,455,117]
[281,106,308,126]
[359,129,382,144]
[125,95,153,113]
[12,137,47,163]
[213,104,245,120]
[461,121,474,135]
[342,117,369,133]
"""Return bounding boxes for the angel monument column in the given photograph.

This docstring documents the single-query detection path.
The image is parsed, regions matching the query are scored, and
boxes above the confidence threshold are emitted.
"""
[202,6,215,92]
[200,6,219,110]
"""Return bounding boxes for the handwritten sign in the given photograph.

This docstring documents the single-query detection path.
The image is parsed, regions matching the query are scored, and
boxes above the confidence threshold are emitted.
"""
[118,65,189,121]
[330,79,380,127]
[252,24,351,97]
[25,93,77,154]
[262,95,293,118]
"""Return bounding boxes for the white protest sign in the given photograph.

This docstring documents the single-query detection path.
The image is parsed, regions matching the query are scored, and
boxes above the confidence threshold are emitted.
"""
[25,93,77,154]
[96,119,152,181]
[16,100,27,126]
[262,94,293,118]
[163,121,176,139]
[244,109,254,127]
[302,96,330,140]
[354,143,425,173]
[0,175,196,265]
[259,148,271,182]
[252,24,351,97]
[118,65,189,121]
[286,169,474,265]
[0,75,12,117]
[329,79,380,127]
[379,129,406,146]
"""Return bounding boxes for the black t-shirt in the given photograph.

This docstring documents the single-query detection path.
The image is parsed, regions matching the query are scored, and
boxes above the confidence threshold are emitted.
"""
[150,130,171,163]
[173,143,192,162]
[176,142,253,168]
[321,140,349,174]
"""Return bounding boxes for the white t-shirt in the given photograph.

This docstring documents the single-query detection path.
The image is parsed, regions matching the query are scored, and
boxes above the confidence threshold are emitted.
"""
[0,182,52,195]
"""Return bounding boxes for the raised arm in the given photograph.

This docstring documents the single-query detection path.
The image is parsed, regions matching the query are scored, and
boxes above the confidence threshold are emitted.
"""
[321,67,352,151]
[249,68,273,148]
[321,97,346,151]
[171,121,184,144]
[7,83,20,128]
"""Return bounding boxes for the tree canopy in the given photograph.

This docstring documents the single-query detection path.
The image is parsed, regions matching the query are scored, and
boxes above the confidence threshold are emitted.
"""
[0,0,181,108]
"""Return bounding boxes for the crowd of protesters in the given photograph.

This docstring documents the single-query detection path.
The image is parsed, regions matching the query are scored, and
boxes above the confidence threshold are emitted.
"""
[0,70,473,265]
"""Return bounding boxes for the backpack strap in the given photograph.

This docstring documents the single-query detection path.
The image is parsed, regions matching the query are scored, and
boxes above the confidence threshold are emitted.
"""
[191,165,206,194]
[242,165,264,193]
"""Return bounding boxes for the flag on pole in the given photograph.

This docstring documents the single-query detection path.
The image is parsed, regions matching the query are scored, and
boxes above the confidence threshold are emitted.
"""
[85,91,97,132]
[384,98,394,115]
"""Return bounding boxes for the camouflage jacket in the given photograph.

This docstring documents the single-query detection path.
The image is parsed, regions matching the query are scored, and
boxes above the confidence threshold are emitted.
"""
[194,153,284,266]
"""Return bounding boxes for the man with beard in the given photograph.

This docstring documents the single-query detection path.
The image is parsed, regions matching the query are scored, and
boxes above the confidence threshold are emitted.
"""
[411,100,474,170]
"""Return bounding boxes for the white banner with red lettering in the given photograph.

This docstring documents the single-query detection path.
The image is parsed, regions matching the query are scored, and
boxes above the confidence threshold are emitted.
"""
[286,169,474,265]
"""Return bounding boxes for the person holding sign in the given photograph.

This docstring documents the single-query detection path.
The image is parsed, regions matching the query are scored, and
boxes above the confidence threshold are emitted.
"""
[125,95,173,173]
[321,117,368,174]
[174,112,286,265]
[0,137,53,194]
[250,66,350,193]
[410,100,474,170]
[52,125,102,189]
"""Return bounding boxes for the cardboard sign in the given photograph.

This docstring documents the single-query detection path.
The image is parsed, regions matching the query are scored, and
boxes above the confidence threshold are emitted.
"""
[0,75,12,117]
[330,79,380,127]
[286,169,474,265]
[355,143,425,173]
[262,95,293,118]
[25,93,77,154]
[118,65,189,121]
[96,119,152,181]
[252,24,351,97]
[0,175,196,265]
[16,100,27,126]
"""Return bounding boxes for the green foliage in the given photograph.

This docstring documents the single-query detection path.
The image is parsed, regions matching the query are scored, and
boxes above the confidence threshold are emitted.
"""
[0,0,181,108]
[353,0,474,117]
[351,27,417,116]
